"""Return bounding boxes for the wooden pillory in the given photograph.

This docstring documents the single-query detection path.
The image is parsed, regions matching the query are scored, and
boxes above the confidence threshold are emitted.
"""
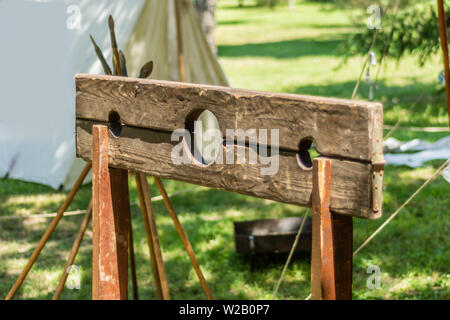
[75,73,384,300]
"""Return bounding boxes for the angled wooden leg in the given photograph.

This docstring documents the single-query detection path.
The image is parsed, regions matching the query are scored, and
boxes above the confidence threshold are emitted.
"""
[92,125,129,300]
[128,216,139,300]
[154,177,213,300]
[136,173,163,300]
[53,199,93,300]
[135,173,171,300]
[5,162,91,300]
[311,158,353,300]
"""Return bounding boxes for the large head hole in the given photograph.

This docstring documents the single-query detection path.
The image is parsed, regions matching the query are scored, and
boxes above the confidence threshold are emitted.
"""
[184,109,223,165]
[296,137,319,170]
[108,111,122,137]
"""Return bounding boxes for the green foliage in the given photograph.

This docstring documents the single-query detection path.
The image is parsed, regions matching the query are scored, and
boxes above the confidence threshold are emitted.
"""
[347,0,450,66]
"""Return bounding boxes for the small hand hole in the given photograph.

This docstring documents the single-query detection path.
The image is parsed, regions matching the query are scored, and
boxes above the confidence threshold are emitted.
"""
[108,111,122,137]
[296,137,319,170]
[184,109,223,165]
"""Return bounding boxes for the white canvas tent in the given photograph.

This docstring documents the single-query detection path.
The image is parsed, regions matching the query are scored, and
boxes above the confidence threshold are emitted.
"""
[0,0,228,189]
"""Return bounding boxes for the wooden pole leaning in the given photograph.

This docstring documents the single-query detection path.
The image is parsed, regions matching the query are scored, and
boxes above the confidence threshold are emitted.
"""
[53,199,93,300]
[311,158,353,300]
[128,215,139,300]
[154,177,213,300]
[135,173,171,300]
[5,163,92,300]
[92,125,130,300]
[135,173,163,300]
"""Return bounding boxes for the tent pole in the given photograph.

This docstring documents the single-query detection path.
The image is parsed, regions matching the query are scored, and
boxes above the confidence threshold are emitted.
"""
[5,163,91,300]
[135,173,171,300]
[52,199,93,300]
[175,0,187,82]
[154,177,214,300]
[128,215,139,300]
[437,0,450,126]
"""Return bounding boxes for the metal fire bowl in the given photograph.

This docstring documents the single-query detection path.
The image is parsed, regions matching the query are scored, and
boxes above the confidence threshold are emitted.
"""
[233,217,312,255]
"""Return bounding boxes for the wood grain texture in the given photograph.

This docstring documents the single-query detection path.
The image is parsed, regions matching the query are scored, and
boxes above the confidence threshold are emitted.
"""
[92,125,129,300]
[311,158,332,300]
[311,158,353,300]
[109,167,131,299]
[77,120,375,219]
[332,214,353,300]
[75,74,383,162]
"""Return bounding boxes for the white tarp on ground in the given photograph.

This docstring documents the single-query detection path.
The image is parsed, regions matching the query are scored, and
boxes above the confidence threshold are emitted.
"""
[443,162,450,183]
[0,0,228,189]
[384,136,450,168]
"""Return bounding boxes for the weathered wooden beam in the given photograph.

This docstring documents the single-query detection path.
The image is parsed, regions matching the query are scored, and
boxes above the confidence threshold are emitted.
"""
[75,74,383,162]
[77,120,378,219]
[92,125,129,300]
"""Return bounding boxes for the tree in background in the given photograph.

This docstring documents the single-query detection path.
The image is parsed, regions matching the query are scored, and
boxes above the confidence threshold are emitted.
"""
[195,0,217,55]
[346,0,450,66]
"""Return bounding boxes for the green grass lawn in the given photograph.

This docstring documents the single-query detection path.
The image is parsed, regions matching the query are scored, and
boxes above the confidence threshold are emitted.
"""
[0,0,449,300]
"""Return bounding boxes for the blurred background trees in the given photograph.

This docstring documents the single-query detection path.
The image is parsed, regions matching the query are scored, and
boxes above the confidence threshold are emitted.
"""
[346,0,450,66]
[195,0,218,54]
[230,0,450,66]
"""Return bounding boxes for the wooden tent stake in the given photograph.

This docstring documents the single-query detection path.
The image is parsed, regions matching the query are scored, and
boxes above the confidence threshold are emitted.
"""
[135,173,171,300]
[5,163,92,300]
[311,158,353,300]
[53,199,93,300]
[92,125,130,300]
[154,177,213,300]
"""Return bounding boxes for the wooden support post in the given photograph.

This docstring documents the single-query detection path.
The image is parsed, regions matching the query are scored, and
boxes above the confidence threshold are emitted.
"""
[53,199,93,300]
[92,125,130,300]
[5,162,91,300]
[135,173,171,300]
[311,158,353,300]
[332,214,353,300]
